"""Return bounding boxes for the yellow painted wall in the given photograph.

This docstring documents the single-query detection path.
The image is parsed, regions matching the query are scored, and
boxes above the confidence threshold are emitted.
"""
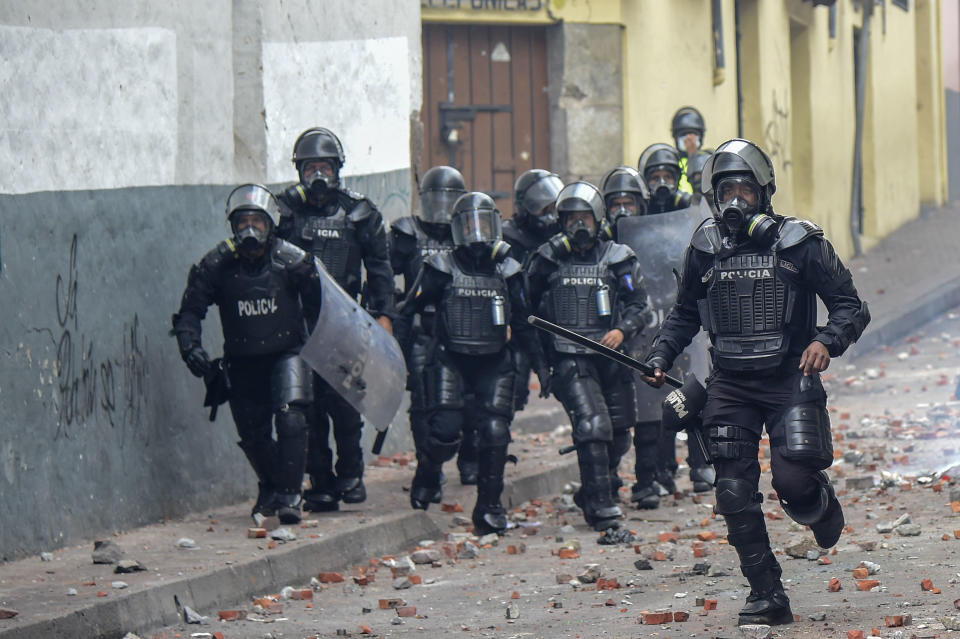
[620,0,740,168]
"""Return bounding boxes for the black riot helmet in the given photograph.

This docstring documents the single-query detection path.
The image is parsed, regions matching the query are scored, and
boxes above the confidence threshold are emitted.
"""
[701,138,778,246]
[601,166,649,226]
[639,143,682,208]
[451,192,509,260]
[291,127,345,198]
[686,151,712,195]
[556,181,605,251]
[225,184,280,254]
[513,169,563,235]
[671,106,706,153]
[418,165,466,225]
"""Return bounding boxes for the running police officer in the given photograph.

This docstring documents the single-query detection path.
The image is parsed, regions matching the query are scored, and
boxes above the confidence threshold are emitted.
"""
[400,193,530,534]
[172,184,322,525]
[525,181,649,531]
[276,127,394,512]
[390,166,468,486]
[502,169,565,412]
[644,139,870,626]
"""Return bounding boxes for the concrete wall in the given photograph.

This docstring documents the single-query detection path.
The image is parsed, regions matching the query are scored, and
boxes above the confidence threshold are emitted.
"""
[943,0,960,201]
[0,1,421,560]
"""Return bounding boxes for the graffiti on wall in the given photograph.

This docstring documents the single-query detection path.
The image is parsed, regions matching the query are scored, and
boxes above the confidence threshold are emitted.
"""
[764,90,791,173]
[48,234,149,443]
[345,168,412,223]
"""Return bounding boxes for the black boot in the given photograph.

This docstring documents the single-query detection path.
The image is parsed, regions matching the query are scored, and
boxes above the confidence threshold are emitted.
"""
[276,492,303,525]
[689,465,716,493]
[304,470,340,512]
[238,440,281,524]
[738,557,793,626]
[655,468,678,495]
[338,476,367,504]
[411,456,443,510]
[575,442,623,531]
[630,482,661,509]
[472,446,509,535]
[457,424,479,485]
[252,482,279,522]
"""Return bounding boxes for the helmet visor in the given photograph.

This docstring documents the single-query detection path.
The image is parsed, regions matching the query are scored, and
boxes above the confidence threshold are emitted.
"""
[605,192,644,220]
[451,209,502,246]
[420,188,465,224]
[715,176,760,208]
[520,175,564,217]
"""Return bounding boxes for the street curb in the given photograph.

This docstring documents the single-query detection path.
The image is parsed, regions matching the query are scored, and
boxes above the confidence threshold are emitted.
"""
[848,273,960,360]
[1,458,578,639]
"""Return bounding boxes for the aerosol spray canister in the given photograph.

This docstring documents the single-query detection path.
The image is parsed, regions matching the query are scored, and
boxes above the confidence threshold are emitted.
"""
[596,284,612,317]
[492,295,506,326]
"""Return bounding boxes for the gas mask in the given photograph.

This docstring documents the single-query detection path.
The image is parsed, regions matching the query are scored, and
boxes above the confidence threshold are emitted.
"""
[232,213,271,255]
[564,214,597,251]
[675,134,702,154]
[714,176,777,248]
[300,165,337,200]
[650,178,675,207]
[529,205,560,236]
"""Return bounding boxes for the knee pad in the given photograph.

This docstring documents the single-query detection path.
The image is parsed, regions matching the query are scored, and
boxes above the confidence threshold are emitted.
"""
[604,381,638,432]
[477,417,511,449]
[778,470,834,525]
[424,433,461,464]
[272,355,313,409]
[573,413,613,444]
[481,371,516,418]
[714,478,762,516]
[275,405,308,440]
[771,375,833,470]
[428,410,463,447]
[424,359,465,410]
[708,424,760,460]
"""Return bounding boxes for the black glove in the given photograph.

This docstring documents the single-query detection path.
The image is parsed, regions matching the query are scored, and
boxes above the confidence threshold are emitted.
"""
[536,366,552,399]
[183,346,212,378]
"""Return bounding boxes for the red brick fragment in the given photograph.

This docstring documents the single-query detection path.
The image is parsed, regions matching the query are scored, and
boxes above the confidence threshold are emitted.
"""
[703,599,718,610]
[852,567,869,579]
[828,578,842,592]
[596,578,621,591]
[847,631,865,639]
[96,591,108,598]
[856,579,880,591]
[441,503,464,513]
[696,531,718,541]
[885,614,911,627]
[379,598,404,609]
[218,610,247,621]
[558,548,580,559]
[921,578,935,591]
[212,633,225,639]
[359,624,373,634]
[657,532,678,543]
[641,612,674,624]
[651,551,668,561]
[673,611,689,622]
[247,527,267,538]
[291,588,313,600]
[396,606,417,617]
[317,572,344,583]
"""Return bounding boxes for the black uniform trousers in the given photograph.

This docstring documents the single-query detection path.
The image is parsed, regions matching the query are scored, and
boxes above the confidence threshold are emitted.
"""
[307,374,364,489]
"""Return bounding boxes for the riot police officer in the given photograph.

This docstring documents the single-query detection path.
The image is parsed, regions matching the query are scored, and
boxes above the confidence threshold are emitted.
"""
[686,150,713,203]
[172,184,322,525]
[639,143,692,214]
[671,106,707,195]
[400,193,529,535]
[600,166,648,235]
[525,182,649,531]
[276,127,394,512]
[644,139,870,625]
[502,169,565,412]
[390,166,469,487]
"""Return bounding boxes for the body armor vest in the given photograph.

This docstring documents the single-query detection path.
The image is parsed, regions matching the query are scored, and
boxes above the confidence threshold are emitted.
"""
[218,257,305,357]
[293,206,361,294]
[544,246,619,354]
[698,251,799,372]
[411,220,454,283]
[440,265,510,356]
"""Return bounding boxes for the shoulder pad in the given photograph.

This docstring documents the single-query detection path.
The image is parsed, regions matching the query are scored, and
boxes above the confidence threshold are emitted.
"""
[278,183,308,207]
[536,234,567,263]
[773,217,824,250]
[500,256,523,280]
[690,218,723,254]
[272,239,309,267]
[202,240,237,269]
[601,241,637,266]
[347,197,377,222]
[425,251,457,275]
[392,215,418,237]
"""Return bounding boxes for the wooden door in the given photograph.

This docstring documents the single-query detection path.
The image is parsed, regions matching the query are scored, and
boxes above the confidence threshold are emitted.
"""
[422,23,550,214]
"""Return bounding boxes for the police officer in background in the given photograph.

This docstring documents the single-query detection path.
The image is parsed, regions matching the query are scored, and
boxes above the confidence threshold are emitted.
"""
[525,182,649,531]
[502,169,565,412]
[172,184,322,525]
[390,166,467,487]
[686,150,713,204]
[400,193,530,535]
[276,127,394,512]
[671,106,707,195]
[639,143,693,215]
[643,139,869,625]
[601,166,648,236]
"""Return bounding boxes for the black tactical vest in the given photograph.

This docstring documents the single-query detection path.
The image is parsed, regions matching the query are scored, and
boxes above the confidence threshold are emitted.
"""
[545,244,620,354]
[292,206,360,291]
[411,219,453,283]
[438,261,511,356]
[698,252,798,372]
[218,246,306,357]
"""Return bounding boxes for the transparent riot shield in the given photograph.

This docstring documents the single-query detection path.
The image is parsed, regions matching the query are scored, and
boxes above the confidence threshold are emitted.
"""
[299,259,406,431]
[616,199,712,422]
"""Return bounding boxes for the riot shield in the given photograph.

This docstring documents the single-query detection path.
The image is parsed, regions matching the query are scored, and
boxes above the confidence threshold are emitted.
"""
[299,258,406,431]
[616,200,712,422]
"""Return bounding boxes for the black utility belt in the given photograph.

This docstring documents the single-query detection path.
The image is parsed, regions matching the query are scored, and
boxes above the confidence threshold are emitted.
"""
[712,356,802,379]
